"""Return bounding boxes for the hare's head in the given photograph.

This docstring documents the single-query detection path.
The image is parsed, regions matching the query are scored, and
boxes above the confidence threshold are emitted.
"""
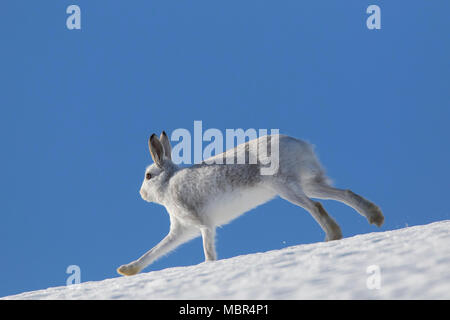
[140,131,176,203]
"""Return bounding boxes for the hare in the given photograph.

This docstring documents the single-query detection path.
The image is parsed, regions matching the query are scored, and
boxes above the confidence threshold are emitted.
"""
[117,131,384,276]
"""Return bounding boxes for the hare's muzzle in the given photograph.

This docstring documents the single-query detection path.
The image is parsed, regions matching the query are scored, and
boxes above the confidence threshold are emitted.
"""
[140,188,148,200]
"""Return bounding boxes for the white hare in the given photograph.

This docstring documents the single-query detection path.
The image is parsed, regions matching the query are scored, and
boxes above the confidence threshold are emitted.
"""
[117,131,384,276]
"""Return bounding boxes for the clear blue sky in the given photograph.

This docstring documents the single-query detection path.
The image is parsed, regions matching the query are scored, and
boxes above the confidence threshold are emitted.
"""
[1,1,449,297]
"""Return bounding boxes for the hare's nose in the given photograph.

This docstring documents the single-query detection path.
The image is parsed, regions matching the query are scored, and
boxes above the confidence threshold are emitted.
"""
[140,188,147,199]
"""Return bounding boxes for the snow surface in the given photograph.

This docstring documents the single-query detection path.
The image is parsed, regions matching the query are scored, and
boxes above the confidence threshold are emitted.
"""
[3,220,450,300]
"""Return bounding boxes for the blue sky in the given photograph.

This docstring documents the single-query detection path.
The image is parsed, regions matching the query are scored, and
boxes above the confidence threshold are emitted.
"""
[1,1,449,297]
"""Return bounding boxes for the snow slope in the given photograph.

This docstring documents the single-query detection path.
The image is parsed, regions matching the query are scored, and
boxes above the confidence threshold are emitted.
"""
[3,220,450,300]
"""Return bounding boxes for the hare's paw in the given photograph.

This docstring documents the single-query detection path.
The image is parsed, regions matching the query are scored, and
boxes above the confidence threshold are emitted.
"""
[367,204,384,227]
[325,225,343,242]
[117,263,141,276]
[324,217,343,242]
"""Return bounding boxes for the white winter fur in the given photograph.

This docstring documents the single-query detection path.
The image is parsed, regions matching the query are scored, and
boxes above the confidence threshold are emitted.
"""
[117,132,384,276]
[202,186,277,227]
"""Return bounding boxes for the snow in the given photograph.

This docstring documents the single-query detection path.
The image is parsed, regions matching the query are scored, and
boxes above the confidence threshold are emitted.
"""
[3,220,450,300]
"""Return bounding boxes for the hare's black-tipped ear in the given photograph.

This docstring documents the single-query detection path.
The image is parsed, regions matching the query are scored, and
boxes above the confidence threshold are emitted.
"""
[159,131,172,161]
[148,134,164,167]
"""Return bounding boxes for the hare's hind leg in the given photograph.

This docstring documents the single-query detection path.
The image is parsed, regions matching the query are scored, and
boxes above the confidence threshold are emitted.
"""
[277,183,342,241]
[304,182,384,227]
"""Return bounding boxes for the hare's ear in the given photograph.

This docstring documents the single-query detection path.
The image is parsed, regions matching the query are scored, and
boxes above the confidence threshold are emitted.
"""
[159,131,172,160]
[148,134,164,167]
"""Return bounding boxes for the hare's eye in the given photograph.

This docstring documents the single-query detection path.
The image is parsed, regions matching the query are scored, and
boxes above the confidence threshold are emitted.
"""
[146,173,152,180]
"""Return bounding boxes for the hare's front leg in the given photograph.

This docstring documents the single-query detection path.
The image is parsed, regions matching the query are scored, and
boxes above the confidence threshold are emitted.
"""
[201,227,217,262]
[117,220,199,276]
